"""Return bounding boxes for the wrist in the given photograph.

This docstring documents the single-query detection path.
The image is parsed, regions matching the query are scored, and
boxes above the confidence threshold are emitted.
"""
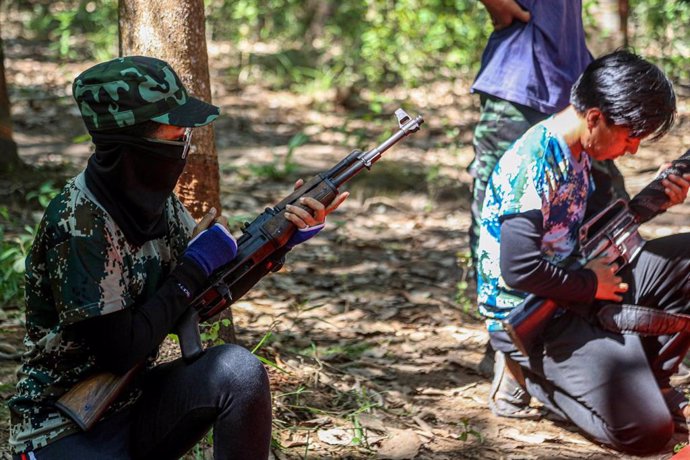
[171,257,209,299]
[287,223,325,248]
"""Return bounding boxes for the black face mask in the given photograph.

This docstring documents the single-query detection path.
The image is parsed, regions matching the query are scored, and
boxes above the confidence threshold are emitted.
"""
[85,132,187,246]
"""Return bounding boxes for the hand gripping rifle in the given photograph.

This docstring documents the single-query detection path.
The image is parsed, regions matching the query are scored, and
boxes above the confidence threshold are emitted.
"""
[503,148,690,355]
[56,109,424,430]
[177,108,423,361]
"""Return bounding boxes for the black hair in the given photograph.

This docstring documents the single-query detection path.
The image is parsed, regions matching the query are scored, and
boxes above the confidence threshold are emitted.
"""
[94,120,162,138]
[570,49,676,141]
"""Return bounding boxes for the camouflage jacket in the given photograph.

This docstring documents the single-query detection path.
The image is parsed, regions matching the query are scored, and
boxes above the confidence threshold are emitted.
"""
[8,172,195,453]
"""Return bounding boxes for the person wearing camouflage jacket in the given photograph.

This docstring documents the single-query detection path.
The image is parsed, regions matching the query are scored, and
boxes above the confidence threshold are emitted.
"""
[8,56,340,460]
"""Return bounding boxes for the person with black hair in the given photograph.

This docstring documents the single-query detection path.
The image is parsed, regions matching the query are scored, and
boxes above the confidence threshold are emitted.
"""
[469,0,630,392]
[476,50,690,454]
[8,56,347,459]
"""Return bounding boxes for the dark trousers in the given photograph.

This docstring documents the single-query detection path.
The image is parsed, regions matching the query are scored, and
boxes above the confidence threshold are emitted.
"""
[491,234,690,455]
[18,344,272,460]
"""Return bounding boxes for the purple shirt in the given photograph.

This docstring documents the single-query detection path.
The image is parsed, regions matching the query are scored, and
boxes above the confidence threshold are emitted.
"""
[471,0,593,114]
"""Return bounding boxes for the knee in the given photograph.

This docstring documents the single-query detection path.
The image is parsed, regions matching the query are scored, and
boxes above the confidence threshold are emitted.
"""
[202,344,270,399]
[605,411,673,455]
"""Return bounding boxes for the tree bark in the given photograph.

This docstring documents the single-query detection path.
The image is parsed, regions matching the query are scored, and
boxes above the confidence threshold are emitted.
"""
[618,0,629,48]
[590,0,626,53]
[118,0,220,219]
[119,0,235,345]
[0,30,22,175]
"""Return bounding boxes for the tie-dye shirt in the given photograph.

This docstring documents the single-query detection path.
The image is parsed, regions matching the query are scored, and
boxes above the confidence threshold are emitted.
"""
[477,120,593,329]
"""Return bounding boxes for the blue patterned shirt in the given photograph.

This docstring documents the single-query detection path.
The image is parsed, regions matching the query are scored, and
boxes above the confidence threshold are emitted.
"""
[477,120,593,330]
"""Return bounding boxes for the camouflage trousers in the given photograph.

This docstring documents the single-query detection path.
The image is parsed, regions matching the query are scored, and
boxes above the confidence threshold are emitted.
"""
[468,95,548,268]
[468,95,628,269]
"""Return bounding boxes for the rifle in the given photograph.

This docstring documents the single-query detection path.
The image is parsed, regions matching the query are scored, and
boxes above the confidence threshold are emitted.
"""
[55,109,424,430]
[503,148,690,355]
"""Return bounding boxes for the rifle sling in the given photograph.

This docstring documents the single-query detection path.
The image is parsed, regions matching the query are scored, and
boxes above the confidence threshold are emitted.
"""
[597,303,690,336]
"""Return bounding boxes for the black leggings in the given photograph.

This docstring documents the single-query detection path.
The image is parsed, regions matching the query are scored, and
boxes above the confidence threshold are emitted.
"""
[19,344,272,460]
[492,234,690,455]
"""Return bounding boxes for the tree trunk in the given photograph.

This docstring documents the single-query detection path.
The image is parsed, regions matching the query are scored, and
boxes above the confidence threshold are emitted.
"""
[618,0,629,48]
[589,0,626,54]
[0,30,22,176]
[119,0,235,344]
[118,0,220,219]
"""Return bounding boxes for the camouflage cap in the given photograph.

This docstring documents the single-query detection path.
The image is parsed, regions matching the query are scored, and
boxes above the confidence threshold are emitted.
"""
[72,56,220,131]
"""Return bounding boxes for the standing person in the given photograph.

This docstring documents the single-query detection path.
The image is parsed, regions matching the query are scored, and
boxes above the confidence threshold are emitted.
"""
[8,56,347,460]
[470,0,628,387]
[477,50,690,454]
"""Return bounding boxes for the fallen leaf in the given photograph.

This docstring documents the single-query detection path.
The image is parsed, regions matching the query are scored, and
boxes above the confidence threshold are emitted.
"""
[376,429,423,459]
[358,413,387,433]
[501,427,556,444]
[317,427,354,446]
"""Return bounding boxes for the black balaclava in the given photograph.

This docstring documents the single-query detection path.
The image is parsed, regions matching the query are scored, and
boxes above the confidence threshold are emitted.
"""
[84,131,187,246]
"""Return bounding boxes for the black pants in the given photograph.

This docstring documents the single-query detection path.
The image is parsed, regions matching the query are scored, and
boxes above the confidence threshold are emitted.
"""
[19,344,272,460]
[491,234,690,455]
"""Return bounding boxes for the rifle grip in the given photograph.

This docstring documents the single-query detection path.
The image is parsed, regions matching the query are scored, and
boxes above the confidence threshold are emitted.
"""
[177,307,205,362]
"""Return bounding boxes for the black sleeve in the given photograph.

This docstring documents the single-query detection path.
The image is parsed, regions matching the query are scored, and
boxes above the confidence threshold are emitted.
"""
[70,257,207,374]
[500,210,598,311]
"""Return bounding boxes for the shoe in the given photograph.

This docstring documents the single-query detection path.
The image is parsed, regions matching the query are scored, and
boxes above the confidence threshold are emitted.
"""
[488,351,541,420]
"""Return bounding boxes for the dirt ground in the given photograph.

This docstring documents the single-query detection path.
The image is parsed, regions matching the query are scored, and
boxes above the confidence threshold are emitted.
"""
[2,39,690,460]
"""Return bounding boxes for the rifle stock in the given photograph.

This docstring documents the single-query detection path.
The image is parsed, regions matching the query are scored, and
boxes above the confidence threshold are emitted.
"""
[56,109,424,430]
[54,365,141,431]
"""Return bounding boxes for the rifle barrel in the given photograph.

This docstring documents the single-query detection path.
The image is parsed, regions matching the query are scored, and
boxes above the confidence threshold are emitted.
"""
[332,115,423,186]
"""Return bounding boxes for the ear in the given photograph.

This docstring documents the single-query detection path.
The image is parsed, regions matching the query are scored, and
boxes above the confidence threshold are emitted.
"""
[585,108,603,131]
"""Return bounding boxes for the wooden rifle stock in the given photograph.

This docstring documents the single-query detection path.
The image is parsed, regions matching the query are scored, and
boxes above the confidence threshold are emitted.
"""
[55,109,424,431]
[55,364,141,430]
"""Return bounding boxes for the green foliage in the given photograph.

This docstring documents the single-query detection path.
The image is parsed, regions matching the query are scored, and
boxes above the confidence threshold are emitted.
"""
[251,331,290,373]
[455,250,478,317]
[205,0,690,91]
[15,0,118,61]
[9,0,689,91]
[675,441,688,454]
[249,132,308,180]
[457,417,483,443]
[205,0,490,90]
[25,180,60,208]
[0,223,36,309]
[199,317,233,345]
[629,0,690,83]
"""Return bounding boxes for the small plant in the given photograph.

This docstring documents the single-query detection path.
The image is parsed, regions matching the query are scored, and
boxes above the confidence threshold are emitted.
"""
[0,224,38,309]
[457,418,483,443]
[252,331,289,374]
[455,250,479,317]
[25,180,60,208]
[186,430,213,460]
[199,318,233,345]
[249,133,309,180]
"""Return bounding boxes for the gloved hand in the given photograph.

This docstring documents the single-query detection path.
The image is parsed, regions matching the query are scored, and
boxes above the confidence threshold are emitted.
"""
[286,223,324,249]
[184,223,238,276]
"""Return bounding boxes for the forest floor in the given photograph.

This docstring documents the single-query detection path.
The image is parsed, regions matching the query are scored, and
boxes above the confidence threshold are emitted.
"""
[2,37,690,460]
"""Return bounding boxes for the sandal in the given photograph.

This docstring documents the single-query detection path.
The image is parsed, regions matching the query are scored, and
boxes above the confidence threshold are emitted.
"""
[488,351,541,420]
